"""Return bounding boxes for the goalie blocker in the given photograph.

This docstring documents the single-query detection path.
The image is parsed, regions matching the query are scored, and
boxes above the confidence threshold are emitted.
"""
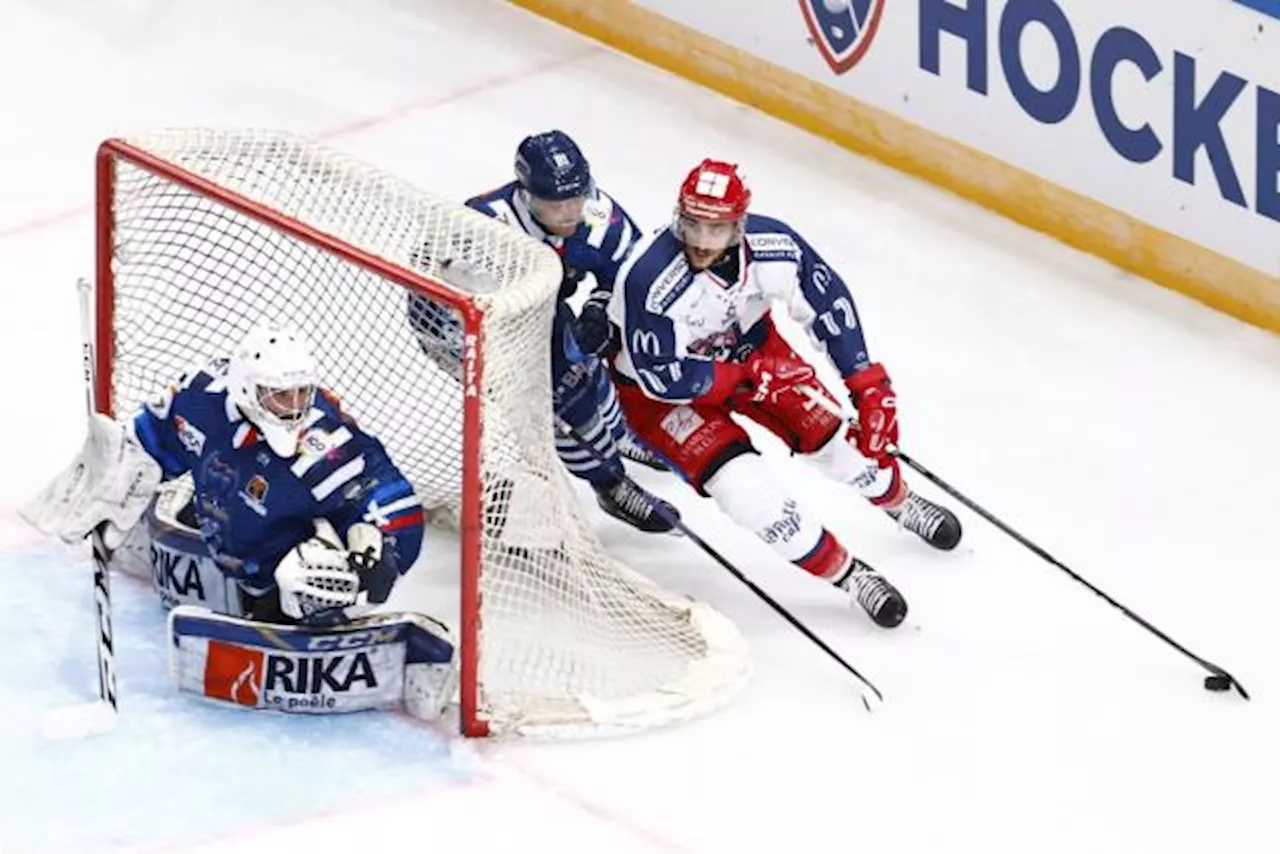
[169,607,457,720]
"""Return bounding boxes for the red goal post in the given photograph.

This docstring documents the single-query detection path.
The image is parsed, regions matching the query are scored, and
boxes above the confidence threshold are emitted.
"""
[93,129,751,737]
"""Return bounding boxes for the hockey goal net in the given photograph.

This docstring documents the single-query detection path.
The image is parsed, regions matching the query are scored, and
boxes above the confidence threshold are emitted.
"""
[94,129,750,737]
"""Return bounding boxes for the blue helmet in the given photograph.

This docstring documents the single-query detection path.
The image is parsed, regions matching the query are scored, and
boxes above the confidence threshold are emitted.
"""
[514,130,593,201]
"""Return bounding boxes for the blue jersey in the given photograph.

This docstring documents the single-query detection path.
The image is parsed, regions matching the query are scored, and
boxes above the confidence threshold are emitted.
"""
[465,180,640,303]
[609,214,872,402]
[131,360,425,590]
[465,181,642,410]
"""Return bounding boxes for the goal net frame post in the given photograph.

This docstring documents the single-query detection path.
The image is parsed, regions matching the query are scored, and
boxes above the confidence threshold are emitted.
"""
[94,138,493,736]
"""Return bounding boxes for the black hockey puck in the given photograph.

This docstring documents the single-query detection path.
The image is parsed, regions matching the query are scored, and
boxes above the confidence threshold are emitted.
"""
[1204,674,1231,692]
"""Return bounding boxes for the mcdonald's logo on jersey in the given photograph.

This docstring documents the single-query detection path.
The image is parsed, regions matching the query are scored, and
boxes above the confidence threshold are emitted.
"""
[799,0,885,75]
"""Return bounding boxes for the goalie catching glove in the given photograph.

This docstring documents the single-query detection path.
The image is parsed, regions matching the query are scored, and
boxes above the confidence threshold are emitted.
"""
[274,521,399,625]
[19,413,162,549]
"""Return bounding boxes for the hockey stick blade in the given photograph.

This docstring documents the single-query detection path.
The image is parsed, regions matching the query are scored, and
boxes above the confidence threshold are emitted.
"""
[41,524,119,739]
[796,385,1249,700]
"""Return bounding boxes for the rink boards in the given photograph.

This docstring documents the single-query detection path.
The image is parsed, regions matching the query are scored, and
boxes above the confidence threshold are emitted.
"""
[511,0,1280,333]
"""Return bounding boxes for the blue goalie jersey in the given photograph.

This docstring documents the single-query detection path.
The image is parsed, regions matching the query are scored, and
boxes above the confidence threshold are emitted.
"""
[130,360,425,589]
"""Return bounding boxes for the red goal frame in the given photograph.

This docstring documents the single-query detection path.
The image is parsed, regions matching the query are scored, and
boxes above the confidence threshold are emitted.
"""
[95,138,494,736]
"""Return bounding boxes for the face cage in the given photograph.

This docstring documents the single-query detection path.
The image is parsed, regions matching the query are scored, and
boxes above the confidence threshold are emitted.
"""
[255,383,316,427]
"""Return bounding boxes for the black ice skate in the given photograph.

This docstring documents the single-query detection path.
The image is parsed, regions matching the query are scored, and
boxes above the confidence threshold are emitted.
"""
[615,429,669,472]
[887,491,962,551]
[595,476,680,534]
[834,557,908,628]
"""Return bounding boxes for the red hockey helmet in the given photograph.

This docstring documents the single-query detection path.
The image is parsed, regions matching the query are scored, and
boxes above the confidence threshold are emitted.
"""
[677,159,751,221]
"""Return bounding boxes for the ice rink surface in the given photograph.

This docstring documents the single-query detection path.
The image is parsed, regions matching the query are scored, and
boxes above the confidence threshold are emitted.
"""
[1,1,1276,851]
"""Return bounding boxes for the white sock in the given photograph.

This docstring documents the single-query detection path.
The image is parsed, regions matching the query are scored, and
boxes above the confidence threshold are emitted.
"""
[800,434,905,507]
[704,453,848,578]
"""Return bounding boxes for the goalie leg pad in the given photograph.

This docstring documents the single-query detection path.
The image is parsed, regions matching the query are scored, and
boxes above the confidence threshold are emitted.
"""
[168,606,457,720]
[108,474,245,615]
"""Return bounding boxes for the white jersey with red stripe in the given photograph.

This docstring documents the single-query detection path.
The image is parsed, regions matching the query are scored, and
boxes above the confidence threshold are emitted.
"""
[609,213,872,403]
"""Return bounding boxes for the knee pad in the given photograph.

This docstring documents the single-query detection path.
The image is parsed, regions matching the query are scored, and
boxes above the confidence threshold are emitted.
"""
[703,452,827,565]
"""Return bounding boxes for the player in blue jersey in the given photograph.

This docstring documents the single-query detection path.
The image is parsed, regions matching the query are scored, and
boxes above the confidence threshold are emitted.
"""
[116,324,425,626]
[20,322,460,721]
[608,160,962,629]
[409,130,678,534]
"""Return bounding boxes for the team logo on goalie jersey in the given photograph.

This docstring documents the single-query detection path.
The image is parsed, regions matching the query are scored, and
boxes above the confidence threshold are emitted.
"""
[239,475,270,516]
[799,0,884,75]
[173,415,205,455]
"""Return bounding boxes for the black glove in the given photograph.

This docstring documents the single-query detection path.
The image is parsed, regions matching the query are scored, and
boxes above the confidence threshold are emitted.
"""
[574,296,614,356]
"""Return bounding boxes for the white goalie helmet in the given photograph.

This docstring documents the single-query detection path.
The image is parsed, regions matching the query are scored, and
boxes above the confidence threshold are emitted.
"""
[226,323,318,457]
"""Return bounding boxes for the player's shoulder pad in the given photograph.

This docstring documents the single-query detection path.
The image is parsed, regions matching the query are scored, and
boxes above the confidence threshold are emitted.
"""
[622,230,694,315]
[313,387,358,428]
[583,187,617,229]
[465,181,520,224]
[743,214,802,262]
[154,359,234,429]
[168,606,455,718]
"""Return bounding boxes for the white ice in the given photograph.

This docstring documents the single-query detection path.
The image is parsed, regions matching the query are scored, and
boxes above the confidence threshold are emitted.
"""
[1,1,1277,852]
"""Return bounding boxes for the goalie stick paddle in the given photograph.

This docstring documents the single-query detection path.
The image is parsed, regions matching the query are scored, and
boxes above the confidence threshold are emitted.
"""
[798,385,1250,700]
[557,418,883,708]
[41,522,119,740]
[89,523,119,712]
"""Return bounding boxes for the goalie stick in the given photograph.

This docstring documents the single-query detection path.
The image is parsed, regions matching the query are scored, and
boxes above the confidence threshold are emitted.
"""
[556,418,884,709]
[798,384,1249,700]
[42,279,120,739]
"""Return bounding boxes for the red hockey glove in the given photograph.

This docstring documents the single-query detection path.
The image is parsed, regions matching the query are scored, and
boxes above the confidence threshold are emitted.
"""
[697,361,750,407]
[739,351,816,406]
[844,363,898,464]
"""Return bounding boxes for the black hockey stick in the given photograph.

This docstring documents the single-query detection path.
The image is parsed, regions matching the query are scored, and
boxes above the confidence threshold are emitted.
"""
[80,277,120,716]
[38,280,120,739]
[798,386,1249,699]
[891,449,1249,699]
[89,523,119,711]
[557,419,883,706]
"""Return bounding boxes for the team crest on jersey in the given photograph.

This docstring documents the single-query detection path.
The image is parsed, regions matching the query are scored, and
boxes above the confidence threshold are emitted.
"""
[688,328,743,361]
[239,475,270,517]
[799,0,885,75]
[173,415,206,455]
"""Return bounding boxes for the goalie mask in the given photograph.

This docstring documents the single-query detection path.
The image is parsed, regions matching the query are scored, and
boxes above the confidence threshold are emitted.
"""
[672,159,751,270]
[227,324,318,458]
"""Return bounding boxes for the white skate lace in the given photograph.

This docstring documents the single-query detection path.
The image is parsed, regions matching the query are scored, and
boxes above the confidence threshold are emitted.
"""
[616,432,663,467]
[842,563,896,618]
[611,479,657,520]
[892,492,947,540]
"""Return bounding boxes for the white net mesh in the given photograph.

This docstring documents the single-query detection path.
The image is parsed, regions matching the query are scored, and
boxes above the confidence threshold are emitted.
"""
[100,129,751,737]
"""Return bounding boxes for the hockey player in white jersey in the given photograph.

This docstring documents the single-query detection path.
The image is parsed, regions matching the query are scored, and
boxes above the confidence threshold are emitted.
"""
[23,322,455,720]
[608,160,962,628]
